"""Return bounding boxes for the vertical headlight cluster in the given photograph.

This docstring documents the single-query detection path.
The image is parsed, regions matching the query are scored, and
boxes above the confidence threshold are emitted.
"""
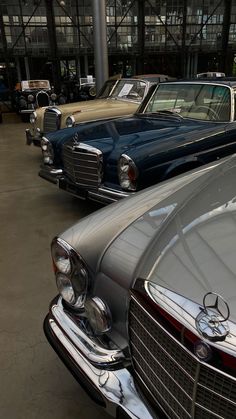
[51,237,89,309]
[41,136,54,165]
[118,154,139,191]
[30,111,37,124]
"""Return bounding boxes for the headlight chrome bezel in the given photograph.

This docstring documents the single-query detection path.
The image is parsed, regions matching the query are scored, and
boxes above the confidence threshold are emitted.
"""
[118,154,139,191]
[30,111,37,124]
[50,93,57,102]
[28,94,34,103]
[41,136,54,164]
[66,115,75,128]
[51,237,89,309]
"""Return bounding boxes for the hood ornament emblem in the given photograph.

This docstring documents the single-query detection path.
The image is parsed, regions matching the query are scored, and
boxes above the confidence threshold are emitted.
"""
[72,132,80,146]
[196,292,230,342]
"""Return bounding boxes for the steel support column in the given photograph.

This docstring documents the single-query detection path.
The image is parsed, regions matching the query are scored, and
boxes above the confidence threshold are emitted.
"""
[181,0,187,77]
[137,0,145,75]
[45,0,61,92]
[221,0,232,73]
[92,0,109,92]
[0,7,14,107]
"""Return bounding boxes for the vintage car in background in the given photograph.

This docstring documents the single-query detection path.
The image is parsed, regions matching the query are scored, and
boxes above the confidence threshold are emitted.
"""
[44,154,236,418]
[14,79,56,121]
[196,71,226,78]
[26,75,164,146]
[39,79,236,204]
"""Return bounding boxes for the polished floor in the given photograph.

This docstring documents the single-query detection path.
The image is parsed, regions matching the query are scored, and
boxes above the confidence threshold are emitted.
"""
[0,114,110,419]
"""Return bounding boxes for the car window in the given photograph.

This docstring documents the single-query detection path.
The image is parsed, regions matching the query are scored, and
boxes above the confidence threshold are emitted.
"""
[111,79,147,102]
[145,83,231,122]
[21,80,50,90]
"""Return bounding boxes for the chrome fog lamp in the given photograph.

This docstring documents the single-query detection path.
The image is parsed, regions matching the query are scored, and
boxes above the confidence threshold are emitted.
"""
[85,297,112,335]
[118,154,138,191]
[30,111,37,124]
[66,115,75,128]
[50,93,57,102]
[51,239,72,274]
[28,94,34,103]
[56,273,76,304]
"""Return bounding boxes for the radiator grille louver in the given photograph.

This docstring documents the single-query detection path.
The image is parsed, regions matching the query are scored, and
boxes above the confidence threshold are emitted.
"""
[62,143,103,189]
[37,91,49,107]
[43,109,61,132]
[129,295,236,419]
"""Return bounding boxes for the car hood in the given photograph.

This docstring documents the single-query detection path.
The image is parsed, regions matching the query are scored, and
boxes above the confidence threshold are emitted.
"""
[102,155,236,320]
[65,114,225,155]
[60,158,227,275]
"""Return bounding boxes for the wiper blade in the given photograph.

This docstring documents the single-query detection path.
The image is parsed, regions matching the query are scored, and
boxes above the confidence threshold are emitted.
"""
[147,110,184,118]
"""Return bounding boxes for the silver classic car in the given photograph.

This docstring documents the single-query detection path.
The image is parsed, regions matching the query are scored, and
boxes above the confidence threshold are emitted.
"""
[44,154,236,418]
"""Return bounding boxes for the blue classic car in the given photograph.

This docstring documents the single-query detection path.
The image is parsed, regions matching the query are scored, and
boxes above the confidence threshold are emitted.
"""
[39,79,236,204]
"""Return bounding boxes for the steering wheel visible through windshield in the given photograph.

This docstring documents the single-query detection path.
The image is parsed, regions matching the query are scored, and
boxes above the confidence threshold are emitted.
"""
[144,83,231,122]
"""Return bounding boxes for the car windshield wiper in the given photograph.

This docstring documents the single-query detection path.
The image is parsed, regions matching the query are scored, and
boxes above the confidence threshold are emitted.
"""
[145,110,184,119]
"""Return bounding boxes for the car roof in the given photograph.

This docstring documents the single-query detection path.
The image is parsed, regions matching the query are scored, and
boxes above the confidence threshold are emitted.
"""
[162,78,236,87]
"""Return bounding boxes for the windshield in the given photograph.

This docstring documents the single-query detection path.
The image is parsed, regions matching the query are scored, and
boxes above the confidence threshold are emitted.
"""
[110,79,147,102]
[21,80,50,90]
[97,79,118,99]
[145,83,231,122]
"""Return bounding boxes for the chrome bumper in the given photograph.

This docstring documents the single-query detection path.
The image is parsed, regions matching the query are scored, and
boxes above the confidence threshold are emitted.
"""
[44,297,155,418]
[39,165,63,184]
[58,176,132,204]
[25,128,41,146]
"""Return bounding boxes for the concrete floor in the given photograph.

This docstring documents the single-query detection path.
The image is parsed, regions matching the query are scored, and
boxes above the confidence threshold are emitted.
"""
[0,114,111,419]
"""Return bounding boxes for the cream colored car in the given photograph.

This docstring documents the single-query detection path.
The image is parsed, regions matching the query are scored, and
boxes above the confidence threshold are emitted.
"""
[25,77,159,146]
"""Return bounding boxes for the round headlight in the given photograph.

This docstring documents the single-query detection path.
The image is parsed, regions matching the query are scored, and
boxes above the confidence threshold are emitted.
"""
[56,273,76,304]
[118,154,138,191]
[66,115,75,128]
[28,94,34,103]
[85,297,112,335]
[51,240,71,274]
[30,111,37,124]
[51,93,57,102]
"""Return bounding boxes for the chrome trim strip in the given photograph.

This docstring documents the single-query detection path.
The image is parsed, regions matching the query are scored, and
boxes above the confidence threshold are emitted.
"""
[88,186,131,203]
[194,403,225,419]
[39,165,63,184]
[47,307,155,418]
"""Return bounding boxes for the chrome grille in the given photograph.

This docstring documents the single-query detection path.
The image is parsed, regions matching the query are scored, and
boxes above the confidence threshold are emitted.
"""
[62,143,103,189]
[129,295,236,419]
[43,109,61,132]
[36,91,49,107]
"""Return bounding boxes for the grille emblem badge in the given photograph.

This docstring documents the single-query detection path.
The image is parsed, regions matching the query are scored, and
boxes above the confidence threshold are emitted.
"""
[194,341,212,362]
[72,132,80,145]
[196,292,230,342]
